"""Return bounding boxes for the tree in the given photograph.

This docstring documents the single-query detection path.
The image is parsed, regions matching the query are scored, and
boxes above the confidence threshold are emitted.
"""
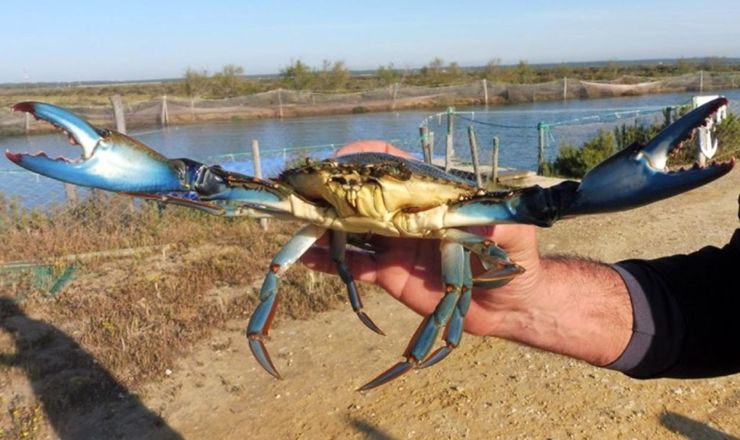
[484,58,502,80]
[281,60,316,90]
[317,60,350,90]
[377,63,401,86]
[183,68,210,98]
[211,65,247,98]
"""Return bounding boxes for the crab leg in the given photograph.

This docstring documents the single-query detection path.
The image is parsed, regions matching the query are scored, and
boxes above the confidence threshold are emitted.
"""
[358,241,466,391]
[330,231,384,335]
[419,249,474,368]
[444,228,525,288]
[247,224,326,379]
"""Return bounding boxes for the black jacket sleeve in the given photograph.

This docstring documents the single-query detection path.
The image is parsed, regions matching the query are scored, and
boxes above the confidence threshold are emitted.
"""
[607,229,740,379]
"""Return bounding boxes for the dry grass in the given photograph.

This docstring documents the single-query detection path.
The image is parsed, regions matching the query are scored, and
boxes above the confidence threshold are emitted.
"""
[0,195,353,437]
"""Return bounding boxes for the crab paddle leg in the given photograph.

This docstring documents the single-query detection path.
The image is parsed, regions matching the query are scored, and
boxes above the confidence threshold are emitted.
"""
[358,241,466,391]
[247,224,326,379]
[330,231,384,335]
[419,249,473,369]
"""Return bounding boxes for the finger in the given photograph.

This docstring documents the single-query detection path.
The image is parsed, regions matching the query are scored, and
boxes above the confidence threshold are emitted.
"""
[301,246,379,285]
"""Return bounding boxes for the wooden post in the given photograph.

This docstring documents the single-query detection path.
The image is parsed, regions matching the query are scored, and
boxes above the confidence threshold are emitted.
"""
[482,79,488,106]
[428,131,434,163]
[391,82,399,110]
[160,95,169,127]
[109,95,127,134]
[24,112,31,134]
[277,89,284,119]
[537,122,546,174]
[446,107,455,164]
[252,139,268,230]
[420,126,431,164]
[563,77,567,101]
[467,126,483,188]
[699,70,704,93]
[490,136,499,186]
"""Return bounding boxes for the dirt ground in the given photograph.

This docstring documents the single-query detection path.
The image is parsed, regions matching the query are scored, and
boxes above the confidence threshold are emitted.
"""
[2,167,740,439]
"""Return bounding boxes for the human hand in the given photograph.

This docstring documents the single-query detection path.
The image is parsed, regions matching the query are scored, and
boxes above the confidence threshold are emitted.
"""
[301,140,546,337]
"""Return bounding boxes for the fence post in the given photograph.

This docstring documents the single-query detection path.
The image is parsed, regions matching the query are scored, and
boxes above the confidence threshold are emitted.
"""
[109,95,127,134]
[482,79,488,106]
[428,131,434,163]
[24,112,31,134]
[252,139,268,230]
[391,82,399,110]
[563,77,567,101]
[160,95,169,127]
[537,122,547,174]
[699,70,704,93]
[445,107,455,171]
[490,136,499,186]
[467,126,483,188]
[420,126,431,164]
[277,88,284,119]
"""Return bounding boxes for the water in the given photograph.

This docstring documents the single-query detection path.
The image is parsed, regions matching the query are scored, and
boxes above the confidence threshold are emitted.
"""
[2,89,739,208]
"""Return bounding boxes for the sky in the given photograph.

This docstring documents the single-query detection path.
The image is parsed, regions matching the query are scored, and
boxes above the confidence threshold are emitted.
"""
[3,0,740,84]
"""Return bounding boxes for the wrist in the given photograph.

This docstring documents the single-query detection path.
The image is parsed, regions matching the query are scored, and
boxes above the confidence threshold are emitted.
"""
[486,257,633,366]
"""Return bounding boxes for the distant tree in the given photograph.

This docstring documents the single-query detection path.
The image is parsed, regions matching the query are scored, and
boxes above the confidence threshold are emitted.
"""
[183,68,210,98]
[484,58,502,80]
[211,65,248,97]
[703,56,729,72]
[377,63,401,86]
[446,62,463,82]
[281,60,316,90]
[317,60,350,90]
[515,60,532,83]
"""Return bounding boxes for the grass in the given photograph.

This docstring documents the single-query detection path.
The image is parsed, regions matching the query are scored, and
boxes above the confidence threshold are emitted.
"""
[0,194,356,437]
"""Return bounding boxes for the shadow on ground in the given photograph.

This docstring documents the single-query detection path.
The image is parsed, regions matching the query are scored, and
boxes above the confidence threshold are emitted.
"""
[349,417,398,440]
[661,411,738,440]
[0,298,182,439]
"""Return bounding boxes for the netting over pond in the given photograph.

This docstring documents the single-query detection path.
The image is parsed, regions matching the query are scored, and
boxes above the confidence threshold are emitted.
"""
[1,84,739,263]
[2,72,739,134]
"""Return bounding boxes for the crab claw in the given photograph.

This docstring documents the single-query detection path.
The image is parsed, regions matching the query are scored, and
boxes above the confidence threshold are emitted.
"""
[561,96,735,216]
[5,102,190,193]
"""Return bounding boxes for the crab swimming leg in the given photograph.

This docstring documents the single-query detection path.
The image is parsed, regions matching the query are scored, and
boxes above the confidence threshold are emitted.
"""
[247,224,326,379]
[330,231,384,335]
[418,248,473,369]
[417,229,527,368]
[358,241,466,391]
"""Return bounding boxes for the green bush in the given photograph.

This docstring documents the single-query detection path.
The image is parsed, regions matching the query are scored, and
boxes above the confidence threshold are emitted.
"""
[547,130,617,178]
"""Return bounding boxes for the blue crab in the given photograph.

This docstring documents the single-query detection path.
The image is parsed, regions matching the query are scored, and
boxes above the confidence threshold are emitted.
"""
[5,99,734,390]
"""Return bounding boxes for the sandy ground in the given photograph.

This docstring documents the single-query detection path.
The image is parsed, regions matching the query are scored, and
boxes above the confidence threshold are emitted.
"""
[3,167,740,439]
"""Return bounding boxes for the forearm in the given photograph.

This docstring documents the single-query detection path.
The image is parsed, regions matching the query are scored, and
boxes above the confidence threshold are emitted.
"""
[490,257,633,366]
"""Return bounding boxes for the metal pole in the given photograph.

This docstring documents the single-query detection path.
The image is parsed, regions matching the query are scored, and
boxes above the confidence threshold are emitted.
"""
[252,139,268,230]
[467,126,483,188]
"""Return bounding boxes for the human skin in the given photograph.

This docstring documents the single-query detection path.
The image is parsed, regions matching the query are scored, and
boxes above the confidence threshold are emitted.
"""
[301,140,634,367]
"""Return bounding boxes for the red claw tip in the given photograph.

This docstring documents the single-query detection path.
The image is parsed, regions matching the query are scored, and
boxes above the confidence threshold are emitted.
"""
[5,150,22,164]
[11,102,34,113]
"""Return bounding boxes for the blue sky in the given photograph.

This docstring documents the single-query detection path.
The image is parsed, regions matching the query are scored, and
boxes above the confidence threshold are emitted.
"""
[3,0,739,83]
